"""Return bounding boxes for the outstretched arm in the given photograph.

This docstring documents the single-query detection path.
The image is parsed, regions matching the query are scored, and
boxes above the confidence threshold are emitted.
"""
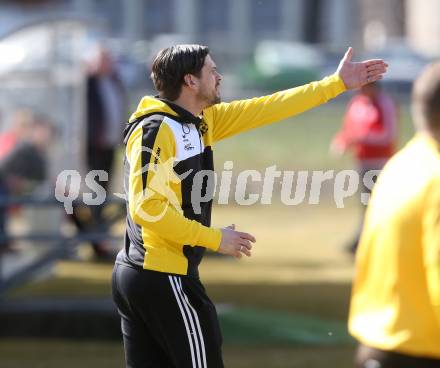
[206,48,388,143]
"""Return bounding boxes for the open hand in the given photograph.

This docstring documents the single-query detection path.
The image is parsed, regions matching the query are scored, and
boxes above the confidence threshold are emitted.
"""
[337,47,388,90]
[218,224,256,258]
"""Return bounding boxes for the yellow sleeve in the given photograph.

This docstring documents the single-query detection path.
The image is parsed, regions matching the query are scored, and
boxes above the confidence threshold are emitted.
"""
[127,121,221,251]
[423,176,440,326]
[204,74,346,143]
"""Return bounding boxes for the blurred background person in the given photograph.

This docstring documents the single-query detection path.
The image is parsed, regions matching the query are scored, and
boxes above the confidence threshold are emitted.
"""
[349,62,440,368]
[70,45,127,259]
[0,109,34,160]
[0,113,55,254]
[85,45,126,182]
[330,82,398,254]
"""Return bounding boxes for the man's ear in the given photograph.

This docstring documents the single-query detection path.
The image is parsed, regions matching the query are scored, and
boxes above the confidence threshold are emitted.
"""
[184,74,197,88]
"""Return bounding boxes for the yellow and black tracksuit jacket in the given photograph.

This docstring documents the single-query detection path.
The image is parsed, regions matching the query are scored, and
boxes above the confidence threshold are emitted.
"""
[116,74,346,277]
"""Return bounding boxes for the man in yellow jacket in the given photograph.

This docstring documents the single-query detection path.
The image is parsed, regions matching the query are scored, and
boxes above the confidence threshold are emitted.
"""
[112,44,387,368]
[349,62,440,368]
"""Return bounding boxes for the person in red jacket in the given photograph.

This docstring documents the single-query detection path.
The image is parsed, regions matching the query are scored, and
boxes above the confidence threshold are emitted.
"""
[331,82,398,253]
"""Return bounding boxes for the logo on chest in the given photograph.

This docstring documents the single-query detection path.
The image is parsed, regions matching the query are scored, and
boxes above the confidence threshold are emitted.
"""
[182,131,195,151]
[163,117,203,161]
[184,142,195,151]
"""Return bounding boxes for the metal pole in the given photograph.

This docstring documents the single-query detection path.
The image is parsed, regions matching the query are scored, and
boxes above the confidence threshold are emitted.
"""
[229,0,252,62]
[280,0,305,42]
[174,0,199,40]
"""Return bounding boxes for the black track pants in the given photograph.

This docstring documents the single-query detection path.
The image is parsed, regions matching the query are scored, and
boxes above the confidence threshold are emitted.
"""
[112,263,224,368]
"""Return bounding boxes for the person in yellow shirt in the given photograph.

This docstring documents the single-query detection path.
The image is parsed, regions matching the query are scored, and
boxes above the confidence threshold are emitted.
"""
[112,44,387,368]
[349,62,440,368]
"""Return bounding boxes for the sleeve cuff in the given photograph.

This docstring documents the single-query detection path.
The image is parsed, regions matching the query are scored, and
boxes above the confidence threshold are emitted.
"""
[197,226,222,251]
[321,74,347,99]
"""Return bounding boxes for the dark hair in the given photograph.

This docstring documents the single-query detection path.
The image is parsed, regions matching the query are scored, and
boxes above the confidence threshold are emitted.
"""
[413,61,440,132]
[150,44,210,101]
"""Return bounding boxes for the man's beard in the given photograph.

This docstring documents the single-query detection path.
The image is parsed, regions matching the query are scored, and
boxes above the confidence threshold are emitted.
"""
[198,86,221,108]
[211,94,221,105]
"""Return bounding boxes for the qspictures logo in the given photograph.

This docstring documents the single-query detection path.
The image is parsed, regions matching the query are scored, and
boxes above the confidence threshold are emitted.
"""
[55,146,380,222]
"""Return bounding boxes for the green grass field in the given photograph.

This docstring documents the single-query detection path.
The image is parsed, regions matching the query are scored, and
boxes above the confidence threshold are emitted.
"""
[5,203,358,367]
[1,101,413,367]
[0,339,356,368]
